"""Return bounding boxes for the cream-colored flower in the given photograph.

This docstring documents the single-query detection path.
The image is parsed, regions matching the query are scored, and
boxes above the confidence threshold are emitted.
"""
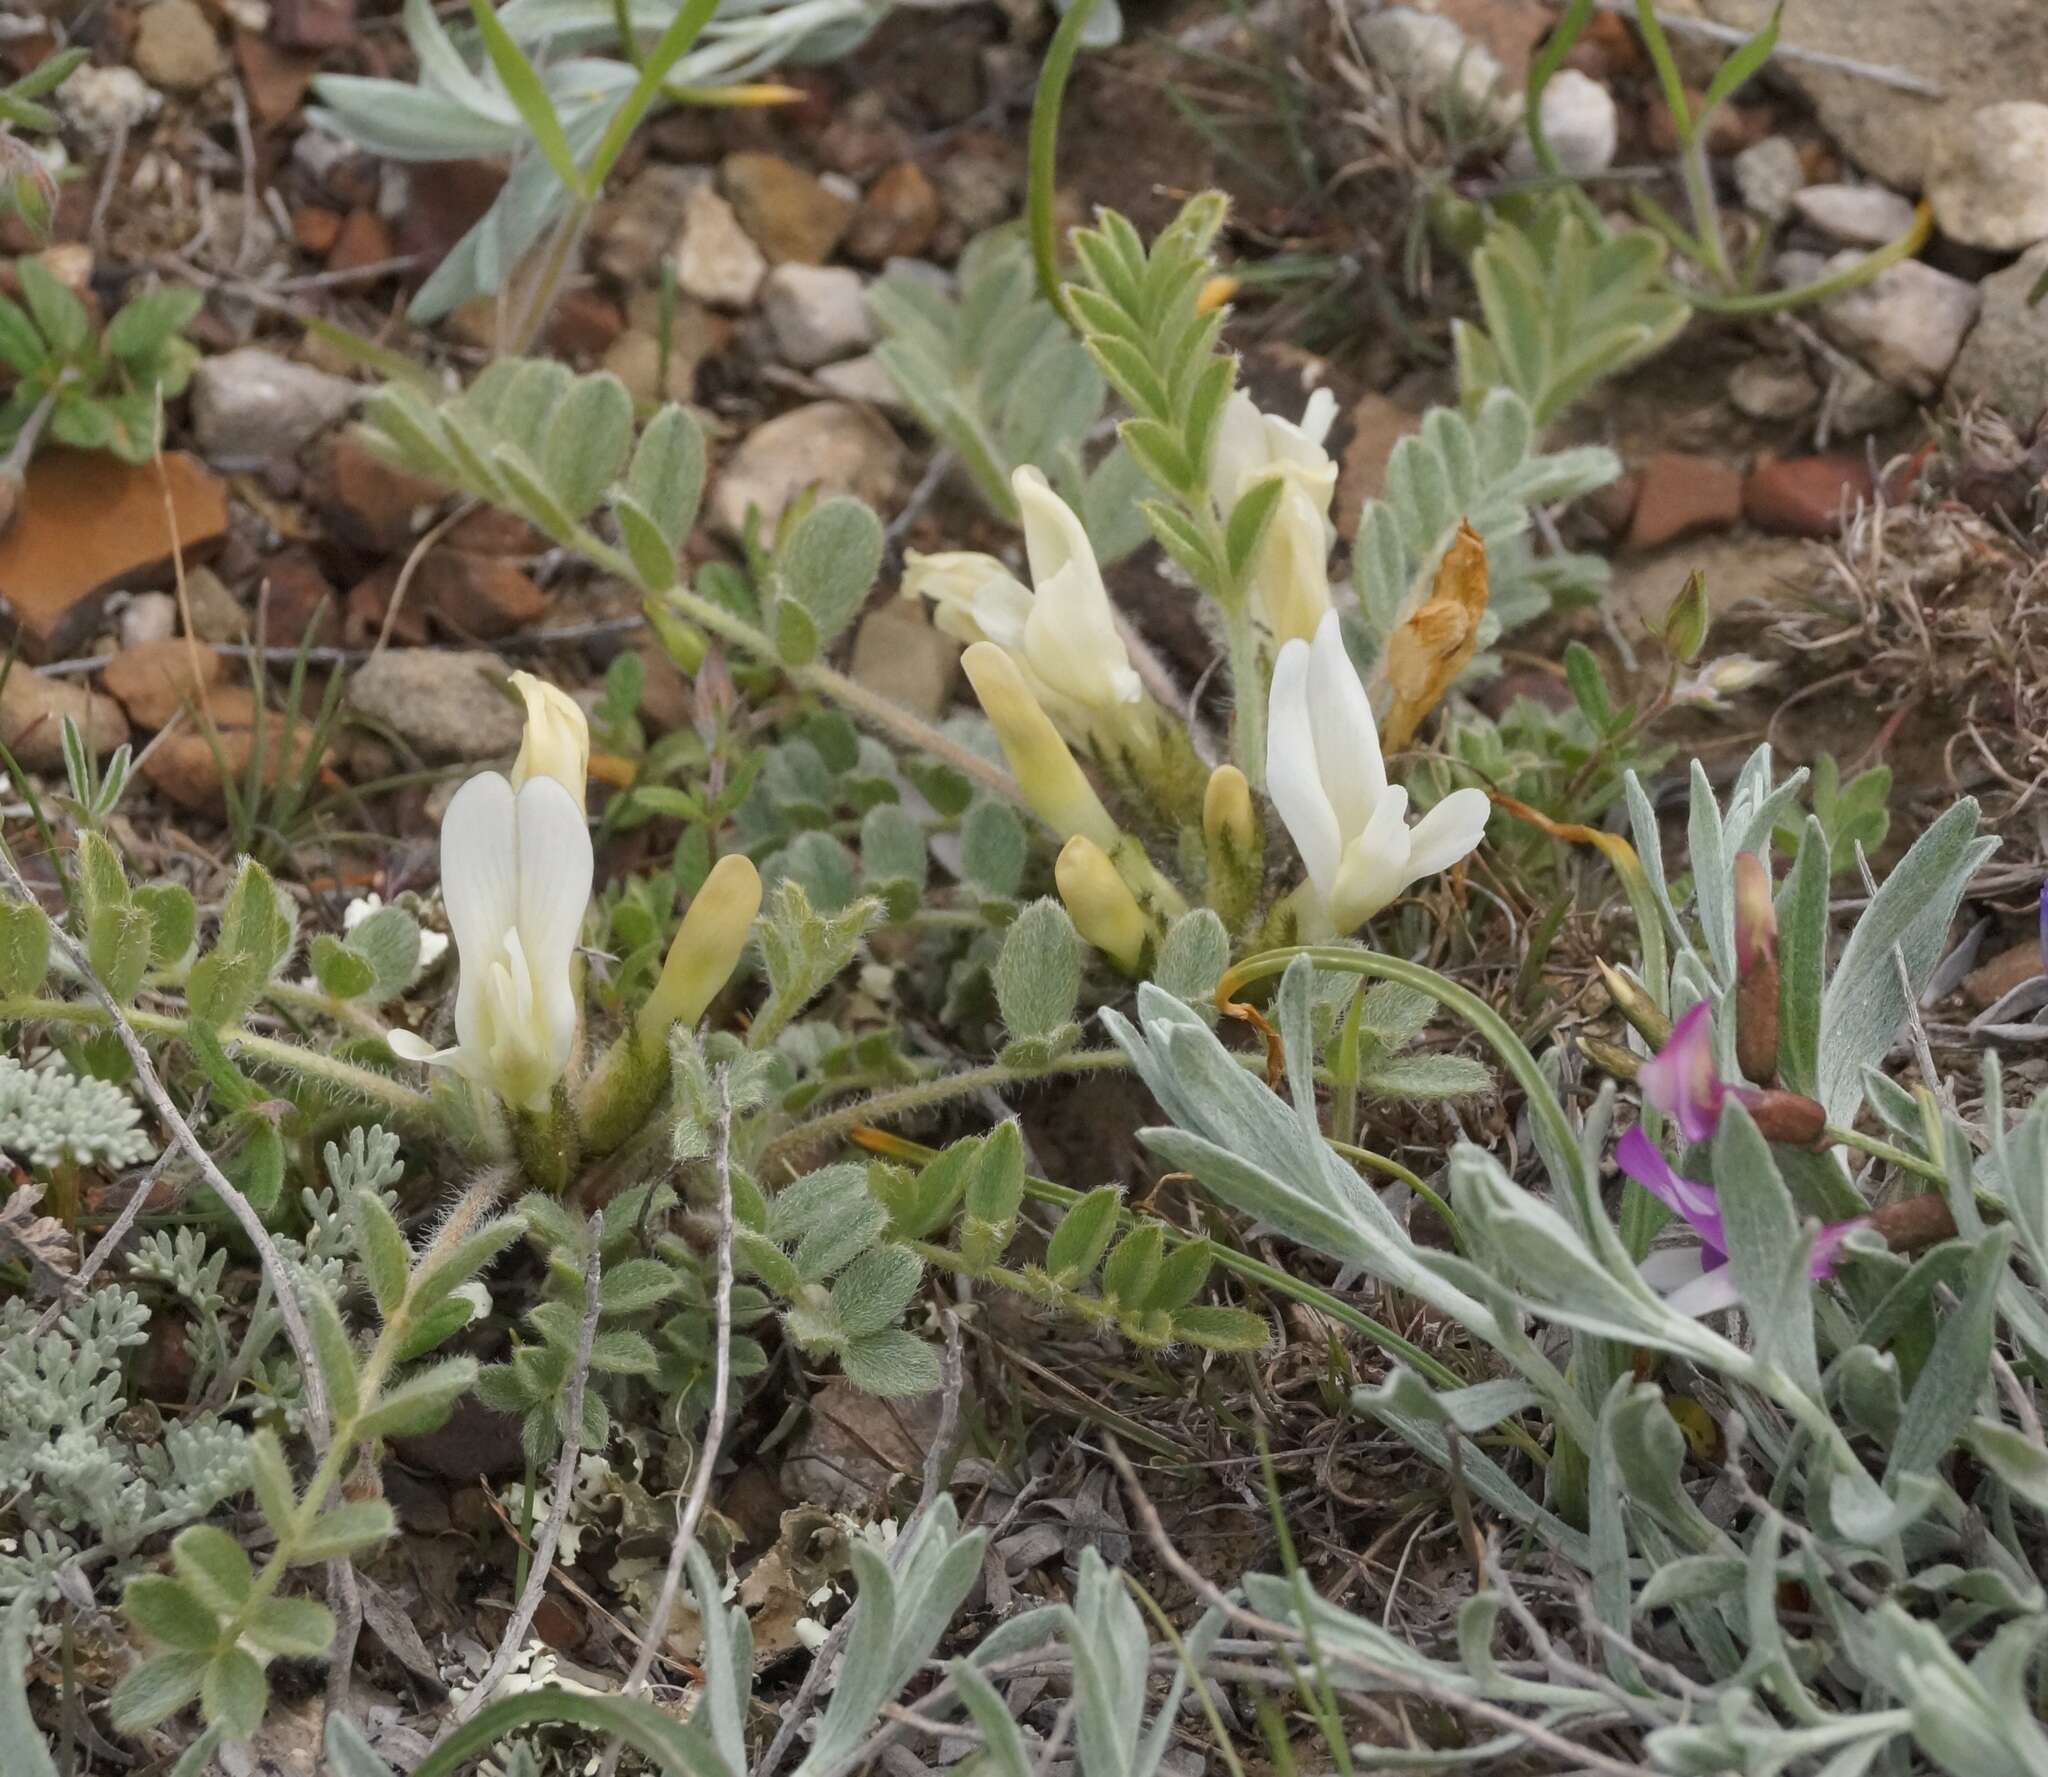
[905,468,1144,750]
[388,771,592,1112]
[1209,388,1339,647]
[1266,611,1490,936]
[509,671,591,812]
[638,854,761,1041]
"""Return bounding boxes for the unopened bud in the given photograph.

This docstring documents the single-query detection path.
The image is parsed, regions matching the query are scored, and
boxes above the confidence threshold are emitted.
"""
[1578,1034,1642,1080]
[963,642,1120,850]
[1203,765,1255,854]
[1056,836,1149,972]
[509,671,591,814]
[1662,569,1710,664]
[1595,959,1672,1049]
[1733,851,1780,1084]
[638,855,762,1040]
[1748,1089,1826,1147]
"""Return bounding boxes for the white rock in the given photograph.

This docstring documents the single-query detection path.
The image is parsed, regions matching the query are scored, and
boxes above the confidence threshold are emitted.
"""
[674,183,767,309]
[815,352,910,415]
[1734,136,1803,223]
[60,66,162,141]
[1827,360,1911,432]
[190,348,360,465]
[1359,9,1516,126]
[117,592,179,651]
[1786,251,1982,398]
[1728,355,1819,421]
[1928,101,2048,251]
[1946,241,2048,420]
[1791,183,1916,247]
[710,401,904,539]
[1505,70,1616,179]
[762,264,874,369]
[349,650,524,761]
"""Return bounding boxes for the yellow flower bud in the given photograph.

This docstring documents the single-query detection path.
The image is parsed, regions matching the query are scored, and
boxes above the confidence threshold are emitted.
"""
[1056,837,1149,972]
[639,855,762,1041]
[961,642,1120,850]
[1203,765,1256,855]
[509,671,591,814]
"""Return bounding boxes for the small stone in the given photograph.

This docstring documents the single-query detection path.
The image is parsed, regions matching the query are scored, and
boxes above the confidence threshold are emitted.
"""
[850,600,960,720]
[1790,183,1917,247]
[1334,394,1423,540]
[1799,252,1981,398]
[258,549,342,648]
[819,93,914,180]
[1828,361,1911,433]
[0,451,229,662]
[292,206,342,255]
[1742,455,1878,537]
[762,264,874,368]
[235,32,319,126]
[1928,101,2048,252]
[547,288,625,360]
[118,592,178,650]
[597,164,704,286]
[327,207,394,275]
[190,347,358,465]
[1729,356,1819,421]
[1734,135,1804,224]
[1963,941,2045,1010]
[933,133,1019,235]
[318,428,447,554]
[182,566,250,643]
[61,66,163,141]
[1947,243,2048,421]
[721,152,855,266]
[1503,69,1616,179]
[271,0,355,51]
[1359,7,1516,125]
[417,552,547,640]
[348,649,524,760]
[391,159,506,279]
[134,0,225,92]
[603,329,701,406]
[142,715,325,813]
[0,667,130,773]
[102,638,228,729]
[674,183,767,309]
[710,401,904,539]
[814,352,909,414]
[845,163,941,265]
[1625,451,1744,551]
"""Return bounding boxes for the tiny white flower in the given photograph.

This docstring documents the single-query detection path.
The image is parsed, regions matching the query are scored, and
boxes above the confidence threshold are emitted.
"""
[387,772,592,1113]
[905,467,1145,750]
[1673,654,1777,711]
[1209,387,1340,647]
[1266,611,1491,936]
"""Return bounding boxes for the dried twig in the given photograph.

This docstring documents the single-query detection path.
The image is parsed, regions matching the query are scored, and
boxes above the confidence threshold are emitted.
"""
[437,1212,607,1738]
[597,1080,739,1777]
[31,1145,179,1339]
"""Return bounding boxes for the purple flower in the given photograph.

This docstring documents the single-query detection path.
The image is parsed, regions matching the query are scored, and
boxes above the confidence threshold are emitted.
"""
[1637,1002,1748,1144]
[1615,1128,1867,1317]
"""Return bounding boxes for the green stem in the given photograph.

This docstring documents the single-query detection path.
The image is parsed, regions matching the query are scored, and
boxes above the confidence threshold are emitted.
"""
[1677,205,1930,316]
[0,994,432,1120]
[1823,1124,1946,1185]
[1025,0,1099,327]
[757,1048,1130,1172]
[1327,1138,1461,1249]
[1224,603,1268,788]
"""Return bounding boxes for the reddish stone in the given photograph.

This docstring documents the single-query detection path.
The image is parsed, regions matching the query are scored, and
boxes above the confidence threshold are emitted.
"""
[0,451,229,661]
[1964,941,2045,1009]
[1582,471,1642,540]
[1645,89,1771,157]
[271,0,355,51]
[845,162,941,265]
[256,547,341,647]
[235,30,319,125]
[319,428,447,553]
[547,288,626,360]
[328,207,395,276]
[445,507,543,557]
[343,566,430,648]
[1626,451,1744,551]
[418,551,548,640]
[1742,455,1879,537]
[1561,10,1646,79]
[391,160,506,279]
[102,638,229,730]
[292,205,342,254]
[142,717,328,813]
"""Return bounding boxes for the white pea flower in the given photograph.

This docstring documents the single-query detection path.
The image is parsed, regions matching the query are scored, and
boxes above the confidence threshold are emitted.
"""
[387,771,593,1113]
[905,467,1145,750]
[508,670,591,811]
[1209,387,1340,647]
[1266,611,1491,936]
[1673,654,1777,711]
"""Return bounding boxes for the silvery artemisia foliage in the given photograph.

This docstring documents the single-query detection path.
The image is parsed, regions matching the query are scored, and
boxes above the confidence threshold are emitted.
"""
[0,1054,154,1170]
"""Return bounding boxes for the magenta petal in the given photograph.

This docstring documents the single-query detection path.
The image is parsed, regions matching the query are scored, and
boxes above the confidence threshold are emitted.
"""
[1639,1001,1726,1145]
[1615,1128,1727,1256]
[1806,1218,1871,1281]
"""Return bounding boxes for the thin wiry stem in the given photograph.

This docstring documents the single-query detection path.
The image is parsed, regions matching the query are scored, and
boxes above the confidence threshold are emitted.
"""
[437,1213,606,1739]
[596,1078,738,1777]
